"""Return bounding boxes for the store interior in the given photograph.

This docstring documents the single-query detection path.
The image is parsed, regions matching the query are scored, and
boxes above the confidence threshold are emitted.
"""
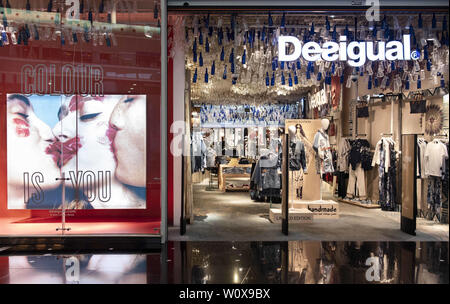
[170,10,450,240]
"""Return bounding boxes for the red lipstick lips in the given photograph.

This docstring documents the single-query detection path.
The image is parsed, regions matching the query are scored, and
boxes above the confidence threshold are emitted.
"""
[46,137,82,168]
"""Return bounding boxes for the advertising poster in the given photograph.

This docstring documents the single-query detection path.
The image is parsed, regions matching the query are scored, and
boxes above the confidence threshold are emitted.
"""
[6,94,146,210]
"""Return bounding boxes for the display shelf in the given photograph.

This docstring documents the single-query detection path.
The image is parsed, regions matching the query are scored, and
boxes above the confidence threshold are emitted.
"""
[338,198,381,209]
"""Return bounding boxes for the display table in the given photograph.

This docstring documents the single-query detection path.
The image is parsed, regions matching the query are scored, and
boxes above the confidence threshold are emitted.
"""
[337,198,381,209]
[218,158,252,192]
[289,200,339,219]
[269,208,313,223]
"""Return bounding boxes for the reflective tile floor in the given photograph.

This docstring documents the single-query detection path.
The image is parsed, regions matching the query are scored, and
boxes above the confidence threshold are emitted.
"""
[0,242,448,284]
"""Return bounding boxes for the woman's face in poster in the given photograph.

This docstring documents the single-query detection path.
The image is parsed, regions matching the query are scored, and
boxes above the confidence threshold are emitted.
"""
[7,95,60,188]
[52,96,119,174]
[109,95,146,187]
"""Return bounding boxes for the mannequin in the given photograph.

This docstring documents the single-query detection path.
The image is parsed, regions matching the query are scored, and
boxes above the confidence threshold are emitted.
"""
[313,119,335,200]
[288,125,307,203]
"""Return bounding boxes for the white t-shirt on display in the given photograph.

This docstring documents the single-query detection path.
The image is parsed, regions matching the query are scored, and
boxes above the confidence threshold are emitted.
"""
[424,140,448,178]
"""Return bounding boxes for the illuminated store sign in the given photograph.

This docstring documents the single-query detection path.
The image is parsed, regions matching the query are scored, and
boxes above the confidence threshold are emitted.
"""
[278,34,416,67]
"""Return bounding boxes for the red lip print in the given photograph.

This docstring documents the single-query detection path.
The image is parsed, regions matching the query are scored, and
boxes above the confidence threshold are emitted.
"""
[13,118,30,137]
[46,137,82,168]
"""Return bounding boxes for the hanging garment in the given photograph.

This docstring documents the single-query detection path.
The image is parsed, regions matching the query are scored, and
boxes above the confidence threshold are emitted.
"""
[417,138,428,178]
[346,163,366,199]
[289,137,307,172]
[374,139,398,211]
[337,138,351,173]
[251,152,281,190]
[191,131,207,172]
[336,171,348,198]
[349,139,372,171]
[205,147,217,168]
[424,139,448,178]
[427,176,442,214]
[313,129,335,174]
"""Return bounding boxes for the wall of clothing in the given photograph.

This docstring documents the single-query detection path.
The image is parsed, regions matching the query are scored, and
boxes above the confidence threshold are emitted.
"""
[417,137,449,222]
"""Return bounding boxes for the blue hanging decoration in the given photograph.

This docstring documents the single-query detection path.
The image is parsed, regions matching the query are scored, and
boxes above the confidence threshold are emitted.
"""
[426,59,431,71]
[199,52,203,67]
[218,27,223,45]
[47,0,53,12]
[374,77,379,88]
[2,14,8,28]
[332,25,337,41]
[391,61,395,71]
[417,75,421,89]
[88,9,93,24]
[208,26,213,37]
[205,14,210,28]
[199,29,203,45]
[232,78,237,85]
[405,76,410,90]
[193,68,198,83]
[193,51,197,63]
[418,13,423,29]
[423,47,428,60]
[261,26,266,42]
[223,65,227,80]
[432,13,436,29]
[220,46,224,61]
[289,73,293,87]
[205,37,209,52]
[211,61,215,75]
[294,70,299,85]
[229,48,234,63]
[296,60,301,70]
[368,76,372,90]
[331,62,335,75]
[105,34,111,47]
[310,23,314,37]
[441,75,445,88]
[205,68,209,83]
[281,13,286,28]
[226,27,230,42]
[275,57,279,69]
[381,15,387,30]
[340,74,344,84]
[280,61,284,69]
[325,16,330,32]
[72,32,78,43]
[326,72,332,85]
[316,72,322,81]
[268,12,273,27]
[271,72,275,86]
[281,73,285,85]
[24,24,30,40]
[272,58,276,71]
[33,24,39,40]
[242,49,246,64]
[385,76,390,87]
[266,72,270,86]
[231,61,235,73]
[344,24,349,37]
[372,23,377,38]
[306,70,311,80]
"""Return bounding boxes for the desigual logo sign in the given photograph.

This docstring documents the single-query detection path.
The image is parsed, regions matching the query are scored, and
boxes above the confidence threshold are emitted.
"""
[278,34,418,67]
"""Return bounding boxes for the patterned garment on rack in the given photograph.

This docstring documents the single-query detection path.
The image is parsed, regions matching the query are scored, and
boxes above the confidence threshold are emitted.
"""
[427,176,442,215]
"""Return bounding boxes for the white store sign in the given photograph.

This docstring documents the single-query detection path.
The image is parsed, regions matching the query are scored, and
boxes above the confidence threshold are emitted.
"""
[278,34,418,67]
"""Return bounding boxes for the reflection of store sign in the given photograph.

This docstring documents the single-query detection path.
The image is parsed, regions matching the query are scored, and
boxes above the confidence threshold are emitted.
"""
[279,35,414,67]
[21,64,104,96]
[65,256,80,283]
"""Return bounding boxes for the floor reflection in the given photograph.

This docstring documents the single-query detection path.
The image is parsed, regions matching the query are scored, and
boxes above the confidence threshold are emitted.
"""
[0,242,448,284]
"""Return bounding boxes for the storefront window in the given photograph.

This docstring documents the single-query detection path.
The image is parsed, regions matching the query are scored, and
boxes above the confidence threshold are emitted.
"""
[1,1,161,236]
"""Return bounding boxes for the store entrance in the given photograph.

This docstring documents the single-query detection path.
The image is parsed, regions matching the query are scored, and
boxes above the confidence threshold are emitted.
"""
[173,10,449,241]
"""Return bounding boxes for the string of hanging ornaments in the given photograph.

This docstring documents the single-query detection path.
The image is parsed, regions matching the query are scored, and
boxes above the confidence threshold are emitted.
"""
[0,0,160,48]
[183,12,449,104]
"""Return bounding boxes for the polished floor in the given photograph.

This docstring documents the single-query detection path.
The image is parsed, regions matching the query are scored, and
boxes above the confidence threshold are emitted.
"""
[169,183,449,241]
[0,241,448,284]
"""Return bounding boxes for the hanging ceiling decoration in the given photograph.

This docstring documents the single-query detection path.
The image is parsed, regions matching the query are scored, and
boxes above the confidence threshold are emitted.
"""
[182,12,449,103]
[425,104,445,135]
